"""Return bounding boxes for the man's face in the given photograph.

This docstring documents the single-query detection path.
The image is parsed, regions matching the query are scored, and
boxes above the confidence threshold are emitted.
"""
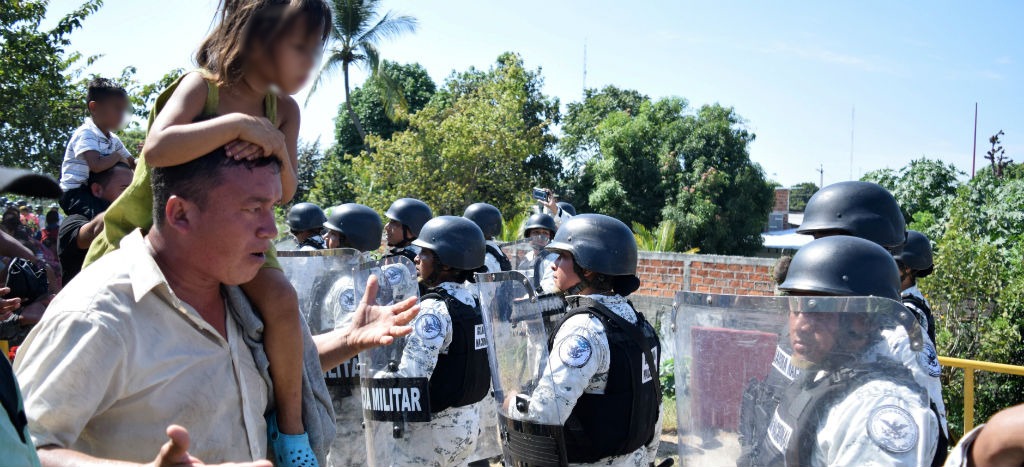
[526,228,552,250]
[93,166,134,203]
[184,164,281,286]
[385,219,406,246]
[788,311,840,364]
[91,96,129,131]
[552,251,581,292]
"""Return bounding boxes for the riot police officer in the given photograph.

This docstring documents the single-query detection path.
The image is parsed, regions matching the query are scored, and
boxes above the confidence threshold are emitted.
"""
[519,212,559,294]
[463,202,512,272]
[510,214,662,466]
[323,203,384,251]
[896,230,937,344]
[370,216,489,466]
[797,181,949,461]
[317,203,384,467]
[750,235,939,466]
[287,202,328,250]
[384,198,433,262]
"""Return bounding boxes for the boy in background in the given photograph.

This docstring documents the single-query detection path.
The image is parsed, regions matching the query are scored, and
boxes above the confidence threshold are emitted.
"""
[58,78,134,219]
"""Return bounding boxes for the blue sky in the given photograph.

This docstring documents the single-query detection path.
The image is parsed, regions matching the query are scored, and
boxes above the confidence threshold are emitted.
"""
[45,1,1023,186]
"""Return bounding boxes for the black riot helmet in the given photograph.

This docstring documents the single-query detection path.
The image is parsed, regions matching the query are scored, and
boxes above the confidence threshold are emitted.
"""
[286,202,327,232]
[797,181,907,251]
[546,214,640,296]
[780,235,901,301]
[557,201,576,216]
[413,216,486,270]
[894,230,934,278]
[324,203,384,252]
[463,202,503,239]
[385,198,433,237]
[523,213,557,237]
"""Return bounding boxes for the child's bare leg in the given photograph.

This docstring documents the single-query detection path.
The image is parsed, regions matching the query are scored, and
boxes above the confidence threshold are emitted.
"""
[241,267,305,435]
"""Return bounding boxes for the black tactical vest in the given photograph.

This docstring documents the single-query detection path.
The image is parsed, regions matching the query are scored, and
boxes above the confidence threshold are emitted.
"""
[752,360,919,467]
[386,247,418,263]
[547,296,662,463]
[297,236,325,250]
[738,338,801,466]
[485,244,512,272]
[902,294,937,348]
[423,287,491,413]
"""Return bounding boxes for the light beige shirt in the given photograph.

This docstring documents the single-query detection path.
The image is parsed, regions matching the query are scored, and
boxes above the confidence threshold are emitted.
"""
[13,229,269,463]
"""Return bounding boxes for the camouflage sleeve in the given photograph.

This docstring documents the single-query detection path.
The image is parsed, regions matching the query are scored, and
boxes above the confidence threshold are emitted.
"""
[395,298,453,378]
[518,314,609,425]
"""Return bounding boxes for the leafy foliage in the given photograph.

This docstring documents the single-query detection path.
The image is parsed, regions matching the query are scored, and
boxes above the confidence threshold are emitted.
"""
[499,210,530,243]
[787,182,818,212]
[308,149,353,208]
[308,0,417,144]
[333,60,436,156]
[661,104,773,255]
[0,0,102,174]
[293,140,325,207]
[862,157,964,240]
[921,163,1024,440]
[633,220,677,252]
[348,53,552,218]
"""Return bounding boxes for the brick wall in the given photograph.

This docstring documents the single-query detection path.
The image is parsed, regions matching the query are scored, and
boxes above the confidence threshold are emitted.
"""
[634,251,776,300]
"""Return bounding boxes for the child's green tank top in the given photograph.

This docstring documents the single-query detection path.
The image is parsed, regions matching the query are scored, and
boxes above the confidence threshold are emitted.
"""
[83,71,281,269]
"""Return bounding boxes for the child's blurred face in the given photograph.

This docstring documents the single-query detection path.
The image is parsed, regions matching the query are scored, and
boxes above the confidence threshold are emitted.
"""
[89,96,129,132]
[266,20,324,95]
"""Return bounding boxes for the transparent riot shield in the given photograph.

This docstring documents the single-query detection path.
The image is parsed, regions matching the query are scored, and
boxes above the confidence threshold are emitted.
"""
[277,249,363,336]
[356,256,428,467]
[477,271,571,467]
[672,293,925,467]
[500,239,533,271]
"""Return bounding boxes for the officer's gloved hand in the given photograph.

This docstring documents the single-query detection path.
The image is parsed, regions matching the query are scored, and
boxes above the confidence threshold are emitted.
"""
[267,412,318,467]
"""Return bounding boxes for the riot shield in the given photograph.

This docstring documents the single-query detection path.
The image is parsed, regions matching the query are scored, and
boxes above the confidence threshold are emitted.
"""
[672,293,925,466]
[499,239,533,271]
[477,271,571,467]
[356,256,429,467]
[277,249,363,335]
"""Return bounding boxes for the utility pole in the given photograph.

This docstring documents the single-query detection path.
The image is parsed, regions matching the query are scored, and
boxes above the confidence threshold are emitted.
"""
[817,163,824,188]
[850,106,855,180]
[582,39,588,98]
[972,102,978,178]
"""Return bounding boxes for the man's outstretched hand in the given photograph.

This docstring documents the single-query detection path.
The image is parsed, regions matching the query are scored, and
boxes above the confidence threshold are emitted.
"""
[313,274,420,370]
[149,425,273,467]
[348,274,419,353]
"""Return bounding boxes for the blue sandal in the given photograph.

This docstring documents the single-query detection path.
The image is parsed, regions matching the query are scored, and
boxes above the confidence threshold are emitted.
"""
[267,413,319,467]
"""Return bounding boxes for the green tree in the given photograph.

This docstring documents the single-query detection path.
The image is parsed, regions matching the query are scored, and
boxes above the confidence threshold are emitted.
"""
[348,53,549,217]
[787,181,818,212]
[558,86,648,208]
[308,0,416,144]
[922,164,1024,440]
[293,140,324,206]
[0,0,102,174]
[662,104,773,255]
[308,151,352,208]
[586,98,686,227]
[333,60,436,156]
[861,157,964,240]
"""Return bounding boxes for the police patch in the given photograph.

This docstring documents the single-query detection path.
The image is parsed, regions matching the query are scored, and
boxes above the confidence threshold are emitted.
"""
[340,289,357,313]
[558,335,593,368]
[415,314,444,340]
[918,342,941,377]
[384,266,406,286]
[866,405,919,453]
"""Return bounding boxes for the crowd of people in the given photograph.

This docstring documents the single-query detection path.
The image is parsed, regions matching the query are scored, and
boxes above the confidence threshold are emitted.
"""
[0,1,1022,467]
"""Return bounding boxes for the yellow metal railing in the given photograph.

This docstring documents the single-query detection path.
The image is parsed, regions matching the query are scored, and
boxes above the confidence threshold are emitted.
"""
[939,356,1024,431]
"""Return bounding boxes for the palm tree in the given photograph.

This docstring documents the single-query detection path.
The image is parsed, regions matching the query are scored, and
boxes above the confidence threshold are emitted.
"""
[307,0,417,143]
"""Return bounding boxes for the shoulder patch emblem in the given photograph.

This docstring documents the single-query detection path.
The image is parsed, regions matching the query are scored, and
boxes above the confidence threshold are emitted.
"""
[558,335,593,368]
[339,289,357,313]
[414,314,444,340]
[866,405,919,453]
[383,266,406,286]
[918,342,941,377]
